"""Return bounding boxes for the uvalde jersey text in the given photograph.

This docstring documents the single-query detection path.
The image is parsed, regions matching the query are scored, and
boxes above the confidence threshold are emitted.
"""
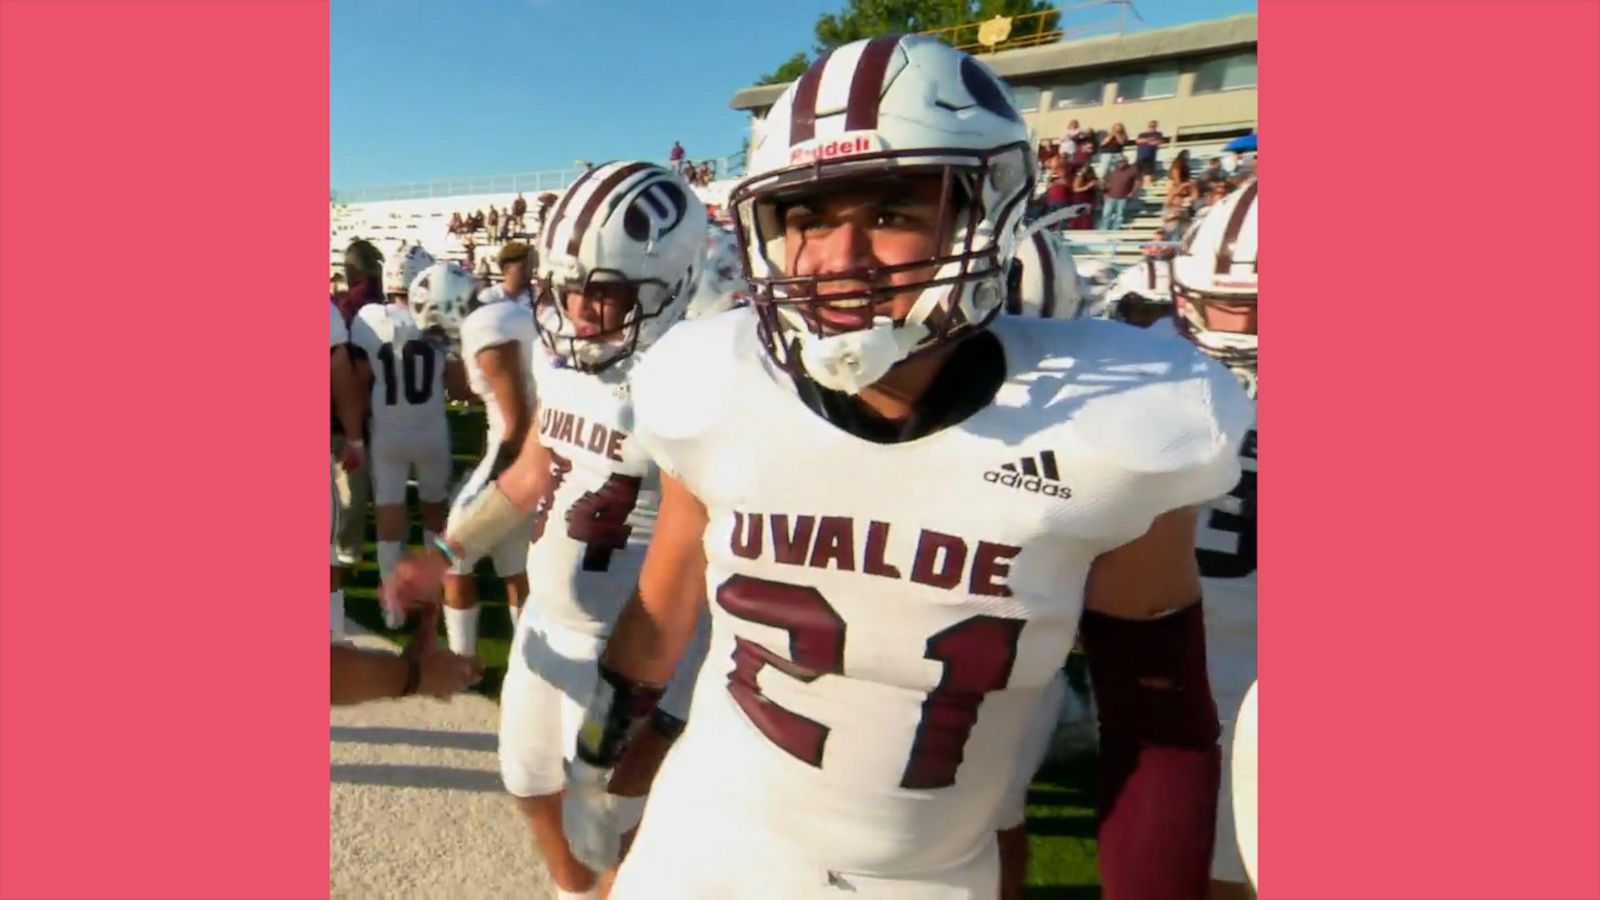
[627,310,1252,876]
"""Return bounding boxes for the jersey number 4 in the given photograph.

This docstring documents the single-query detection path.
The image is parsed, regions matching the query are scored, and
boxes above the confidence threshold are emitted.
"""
[528,450,642,572]
[717,574,1024,789]
[374,341,436,406]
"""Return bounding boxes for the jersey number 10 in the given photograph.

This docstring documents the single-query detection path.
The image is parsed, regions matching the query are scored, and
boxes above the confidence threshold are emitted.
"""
[375,341,436,406]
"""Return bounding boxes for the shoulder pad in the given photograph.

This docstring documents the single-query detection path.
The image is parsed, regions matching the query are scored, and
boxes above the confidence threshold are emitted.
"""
[461,301,531,359]
[1058,319,1252,475]
[627,309,749,475]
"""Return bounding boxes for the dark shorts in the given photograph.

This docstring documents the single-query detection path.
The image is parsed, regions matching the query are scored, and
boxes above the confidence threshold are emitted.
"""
[1136,156,1158,176]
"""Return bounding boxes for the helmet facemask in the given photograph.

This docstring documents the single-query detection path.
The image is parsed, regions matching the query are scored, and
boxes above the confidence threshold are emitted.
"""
[533,266,692,375]
[730,143,1031,394]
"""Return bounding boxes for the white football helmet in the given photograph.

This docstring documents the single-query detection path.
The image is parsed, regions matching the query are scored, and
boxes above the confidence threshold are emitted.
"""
[1008,228,1085,320]
[729,34,1034,395]
[407,261,477,347]
[535,161,707,374]
[1105,248,1177,324]
[383,242,436,298]
[1173,179,1257,381]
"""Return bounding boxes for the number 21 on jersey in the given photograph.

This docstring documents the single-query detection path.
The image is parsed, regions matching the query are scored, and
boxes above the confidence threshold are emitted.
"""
[716,574,1024,789]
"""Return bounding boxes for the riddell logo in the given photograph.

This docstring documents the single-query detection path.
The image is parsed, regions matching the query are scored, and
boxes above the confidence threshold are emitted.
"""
[984,451,1072,499]
[789,134,879,166]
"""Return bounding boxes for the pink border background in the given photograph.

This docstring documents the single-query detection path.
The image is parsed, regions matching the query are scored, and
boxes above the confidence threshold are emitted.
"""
[1,1,1596,897]
[1,1,329,898]
[1264,1,1600,897]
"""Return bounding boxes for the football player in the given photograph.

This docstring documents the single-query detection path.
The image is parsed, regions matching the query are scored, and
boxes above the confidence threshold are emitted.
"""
[390,44,1248,893]
[330,301,366,638]
[1172,179,1259,898]
[481,241,538,308]
[389,161,716,900]
[348,243,452,629]
[1105,242,1180,329]
[557,36,1251,899]
[411,259,540,656]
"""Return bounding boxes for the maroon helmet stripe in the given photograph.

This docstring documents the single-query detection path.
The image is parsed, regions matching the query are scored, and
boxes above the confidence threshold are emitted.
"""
[844,36,900,132]
[1216,180,1258,274]
[566,162,653,257]
[1033,231,1057,318]
[789,50,832,145]
[545,165,602,254]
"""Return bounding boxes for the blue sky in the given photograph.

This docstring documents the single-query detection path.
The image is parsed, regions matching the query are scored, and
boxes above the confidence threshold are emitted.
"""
[331,0,1256,191]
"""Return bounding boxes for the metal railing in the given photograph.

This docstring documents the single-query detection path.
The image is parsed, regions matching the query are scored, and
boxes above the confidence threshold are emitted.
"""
[331,149,748,206]
[919,0,1141,55]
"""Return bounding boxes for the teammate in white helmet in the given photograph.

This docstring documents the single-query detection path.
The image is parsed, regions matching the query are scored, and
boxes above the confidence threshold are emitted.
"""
[1172,178,1259,898]
[1006,226,1088,320]
[404,259,534,657]
[389,161,715,900]
[348,242,453,629]
[553,36,1248,899]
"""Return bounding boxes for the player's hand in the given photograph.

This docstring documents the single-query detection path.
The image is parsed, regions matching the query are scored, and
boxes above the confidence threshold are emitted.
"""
[339,439,366,471]
[562,758,622,872]
[383,548,450,614]
[410,645,483,699]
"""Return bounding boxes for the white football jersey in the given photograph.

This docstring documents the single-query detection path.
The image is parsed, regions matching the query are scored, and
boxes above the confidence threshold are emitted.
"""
[460,300,539,447]
[628,308,1252,876]
[330,301,347,348]
[524,342,656,636]
[349,303,448,435]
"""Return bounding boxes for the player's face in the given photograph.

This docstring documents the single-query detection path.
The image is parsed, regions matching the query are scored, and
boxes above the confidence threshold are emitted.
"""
[1188,298,1256,335]
[781,175,946,334]
[563,281,634,339]
[503,259,529,293]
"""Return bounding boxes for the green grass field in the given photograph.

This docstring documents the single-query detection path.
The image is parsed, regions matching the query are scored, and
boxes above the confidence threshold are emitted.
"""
[339,407,1102,896]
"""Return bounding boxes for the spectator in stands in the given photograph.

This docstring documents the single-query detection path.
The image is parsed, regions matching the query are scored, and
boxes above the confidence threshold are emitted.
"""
[1162,157,1199,241]
[1044,156,1072,224]
[1069,164,1099,229]
[1100,154,1140,231]
[670,140,684,171]
[1197,156,1225,195]
[1061,119,1086,151]
[1036,139,1058,177]
[1070,137,1094,169]
[330,273,346,297]
[463,236,477,270]
[699,161,714,184]
[448,211,464,235]
[1099,122,1129,176]
[1136,120,1167,189]
[511,192,527,232]
[1080,124,1101,156]
[487,205,500,239]
[536,192,557,236]
[472,209,486,232]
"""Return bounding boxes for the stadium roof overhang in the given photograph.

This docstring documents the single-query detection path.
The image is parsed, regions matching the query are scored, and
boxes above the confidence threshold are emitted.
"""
[728,13,1257,113]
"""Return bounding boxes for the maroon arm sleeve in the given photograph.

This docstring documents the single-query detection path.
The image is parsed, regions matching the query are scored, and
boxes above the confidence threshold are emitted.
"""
[1079,602,1221,899]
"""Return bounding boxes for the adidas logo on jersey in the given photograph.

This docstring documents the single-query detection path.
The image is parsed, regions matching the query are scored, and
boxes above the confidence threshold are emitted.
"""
[984,451,1072,499]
